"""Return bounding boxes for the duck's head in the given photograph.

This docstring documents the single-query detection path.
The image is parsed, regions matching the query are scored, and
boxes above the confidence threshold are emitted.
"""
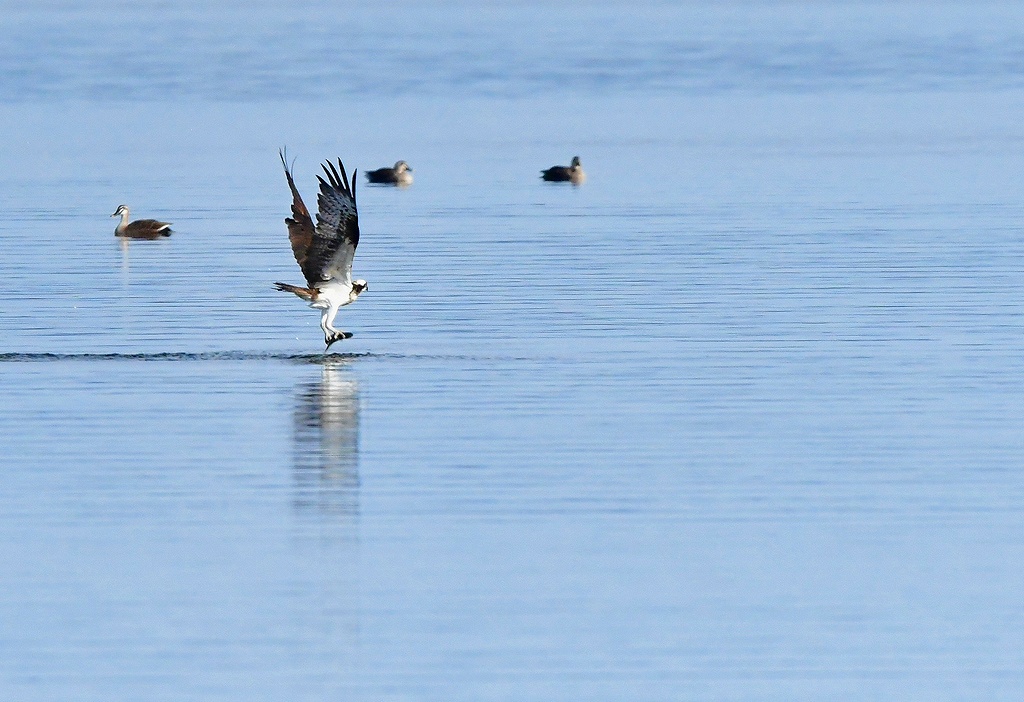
[111,204,129,217]
[394,161,412,174]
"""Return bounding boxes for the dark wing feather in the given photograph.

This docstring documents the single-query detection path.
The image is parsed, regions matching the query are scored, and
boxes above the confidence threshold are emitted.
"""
[122,219,172,239]
[279,149,318,287]
[131,218,172,229]
[541,165,571,181]
[365,168,393,184]
[307,158,360,286]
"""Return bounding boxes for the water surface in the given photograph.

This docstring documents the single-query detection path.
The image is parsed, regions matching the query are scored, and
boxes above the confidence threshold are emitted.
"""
[3,2,1024,700]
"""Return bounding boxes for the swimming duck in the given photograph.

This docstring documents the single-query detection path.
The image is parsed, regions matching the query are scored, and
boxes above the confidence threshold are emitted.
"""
[541,156,585,184]
[364,161,413,186]
[111,205,172,239]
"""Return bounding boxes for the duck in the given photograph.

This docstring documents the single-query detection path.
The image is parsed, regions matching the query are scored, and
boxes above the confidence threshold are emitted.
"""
[541,156,586,184]
[364,161,413,186]
[111,205,172,239]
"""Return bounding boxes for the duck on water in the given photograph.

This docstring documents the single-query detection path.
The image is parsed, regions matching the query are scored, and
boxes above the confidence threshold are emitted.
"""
[364,161,413,186]
[541,156,585,185]
[111,205,172,239]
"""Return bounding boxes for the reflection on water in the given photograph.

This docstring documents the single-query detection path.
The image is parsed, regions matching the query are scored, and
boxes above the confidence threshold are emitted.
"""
[292,358,360,521]
[290,359,362,687]
[118,237,129,283]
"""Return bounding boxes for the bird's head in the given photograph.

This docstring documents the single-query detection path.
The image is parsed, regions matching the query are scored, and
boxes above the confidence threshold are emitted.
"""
[394,161,412,174]
[352,280,369,297]
[570,156,582,169]
[111,204,128,217]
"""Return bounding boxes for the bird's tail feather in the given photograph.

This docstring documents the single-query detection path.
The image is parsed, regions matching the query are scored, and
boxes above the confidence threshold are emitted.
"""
[274,282,315,301]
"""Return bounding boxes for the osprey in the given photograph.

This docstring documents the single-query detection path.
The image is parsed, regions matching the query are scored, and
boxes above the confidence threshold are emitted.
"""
[275,151,368,349]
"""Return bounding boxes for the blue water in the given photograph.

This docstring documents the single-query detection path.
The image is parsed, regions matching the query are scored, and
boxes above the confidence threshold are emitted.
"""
[3,2,1024,700]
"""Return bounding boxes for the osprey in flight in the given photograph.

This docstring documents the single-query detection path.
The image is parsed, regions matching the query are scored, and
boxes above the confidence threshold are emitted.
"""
[275,151,368,349]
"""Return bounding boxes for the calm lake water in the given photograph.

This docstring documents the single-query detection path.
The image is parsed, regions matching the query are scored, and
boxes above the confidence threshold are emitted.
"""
[4,1,1024,700]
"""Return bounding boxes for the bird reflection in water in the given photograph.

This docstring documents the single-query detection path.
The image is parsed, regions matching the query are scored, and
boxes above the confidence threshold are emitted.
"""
[292,358,362,672]
[293,357,360,522]
[118,236,131,278]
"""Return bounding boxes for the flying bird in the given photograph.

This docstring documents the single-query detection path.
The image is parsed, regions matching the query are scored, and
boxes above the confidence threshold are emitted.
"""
[364,160,413,186]
[275,150,368,349]
[110,205,172,239]
[541,156,586,184]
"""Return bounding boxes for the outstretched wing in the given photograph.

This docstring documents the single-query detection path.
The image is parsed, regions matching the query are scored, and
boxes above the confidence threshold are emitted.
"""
[309,158,359,287]
[279,149,318,286]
